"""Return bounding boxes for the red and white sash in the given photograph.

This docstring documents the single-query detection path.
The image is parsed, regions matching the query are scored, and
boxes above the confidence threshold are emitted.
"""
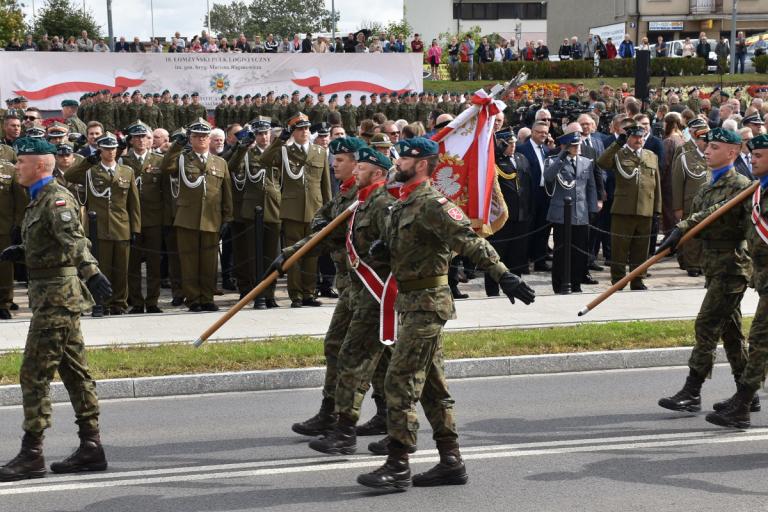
[346,206,398,345]
[752,185,768,245]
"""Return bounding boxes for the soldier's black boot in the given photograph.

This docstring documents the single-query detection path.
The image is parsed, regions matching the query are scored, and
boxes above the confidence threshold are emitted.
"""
[412,442,468,487]
[0,432,46,482]
[308,415,357,455]
[706,388,755,429]
[368,435,418,456]
[712,377,761,413]
[658,370,704,412]
[356,395,387,436]
[291,397,338,436]
[50,427,107,474]
[357,441,411,491]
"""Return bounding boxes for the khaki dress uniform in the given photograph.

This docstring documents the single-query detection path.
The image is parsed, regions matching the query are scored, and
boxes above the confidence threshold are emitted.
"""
[0,162,27,312]
[671,147,708,272]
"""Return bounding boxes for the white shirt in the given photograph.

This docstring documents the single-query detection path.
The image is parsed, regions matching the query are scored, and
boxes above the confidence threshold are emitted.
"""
[196,152,209,163]
[535,144,546,186]
[133,150,148,164]
[101,163,115,175]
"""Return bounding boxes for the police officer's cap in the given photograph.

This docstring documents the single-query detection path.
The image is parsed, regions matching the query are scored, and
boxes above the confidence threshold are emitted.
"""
[188,118,212,134]
[287,112,311,130]
[396,137,439,158]
[707,127,742,145]
[743,113,765,126]
[312,122,331,136]
[495,128,517,145]
[250,120,271,133]
[557,130,582,146]
[748,133,768,151]
[96,132,119,148]
[55,143,74,156]
[25,127,47,139]
[329,136,367,155]
[370,133,392,148]
[61,99,79,108]
[13,137,57,155]
[624,123,645,137]
[355,146,392,171]
[127,120,152,136]
[47,122,69,137]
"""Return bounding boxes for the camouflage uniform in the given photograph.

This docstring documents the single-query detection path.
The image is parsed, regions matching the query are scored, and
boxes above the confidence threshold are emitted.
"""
[384,179,508,449]
[678,168,752,378]
[20,179,101,434]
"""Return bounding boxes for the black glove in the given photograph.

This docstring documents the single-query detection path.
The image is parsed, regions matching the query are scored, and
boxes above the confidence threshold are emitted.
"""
[237,128,256,147]
[10,225,21,244]
[279,128,292,142]
[68,133,87,146]
[117,135,128,151]
[656,227,683,255]
[0,244,25,262]
[616,133,628,147]
[311,218,329,233]
[86,272,113,304]
[368,239,390,260]
[87,150,101,165]
[265,252,287,278]
[171,132,188,146]
[498,272,536,305]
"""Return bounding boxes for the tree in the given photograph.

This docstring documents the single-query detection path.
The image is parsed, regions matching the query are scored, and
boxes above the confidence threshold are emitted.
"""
[210,0,337,41]
[385,19,413,40]
[0,0,25,46]
[32,0,101,41]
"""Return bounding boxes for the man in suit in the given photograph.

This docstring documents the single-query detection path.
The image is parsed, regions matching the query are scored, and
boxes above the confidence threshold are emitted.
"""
[260,112,332,307]
[544,129,598,293]
[76,122,103,158]
[578,114,606,278]
[597,123,662,290]
[516,120,556,271]
[485,130,533,296]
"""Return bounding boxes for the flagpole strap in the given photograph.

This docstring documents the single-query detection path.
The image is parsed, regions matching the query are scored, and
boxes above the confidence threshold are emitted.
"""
[751,186,768,245]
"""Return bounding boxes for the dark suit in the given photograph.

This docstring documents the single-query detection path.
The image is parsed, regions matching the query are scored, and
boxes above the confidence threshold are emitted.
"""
[517,140,551,268]
[735,154,754,180]
[581,134,606,269]
[114,41,130,52]
[643,134,664,254]
[485,150,533,295]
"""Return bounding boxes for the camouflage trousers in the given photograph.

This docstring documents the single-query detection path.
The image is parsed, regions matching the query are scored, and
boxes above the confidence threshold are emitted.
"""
[335,305,391,422]
[20,307,99,434]
[676,238,703,272]
[740,294,768,391]
[688,275,748,378]
[322,287,354,399]
[385,311,457,448]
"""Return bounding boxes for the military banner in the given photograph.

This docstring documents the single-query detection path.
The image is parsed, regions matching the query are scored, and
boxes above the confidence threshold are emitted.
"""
[0,52,423,111]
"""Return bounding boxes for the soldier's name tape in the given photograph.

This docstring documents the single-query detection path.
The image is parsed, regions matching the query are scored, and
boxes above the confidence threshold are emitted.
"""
[1,428,767,496]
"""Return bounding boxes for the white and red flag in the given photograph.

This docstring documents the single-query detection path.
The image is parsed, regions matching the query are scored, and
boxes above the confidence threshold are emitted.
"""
[430,86,509,235]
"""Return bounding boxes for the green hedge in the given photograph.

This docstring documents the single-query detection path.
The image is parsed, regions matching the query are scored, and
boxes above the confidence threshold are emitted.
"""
[446,57,709,81]
[754,55,768,74]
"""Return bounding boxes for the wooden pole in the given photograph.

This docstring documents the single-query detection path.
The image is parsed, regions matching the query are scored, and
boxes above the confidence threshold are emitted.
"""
[193,200,360,347]
[578,181,757,316]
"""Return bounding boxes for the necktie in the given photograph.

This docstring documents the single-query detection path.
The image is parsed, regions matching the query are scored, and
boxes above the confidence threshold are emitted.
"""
[538,146,546,186]
[585,137,592,149]
[199,154,206,165]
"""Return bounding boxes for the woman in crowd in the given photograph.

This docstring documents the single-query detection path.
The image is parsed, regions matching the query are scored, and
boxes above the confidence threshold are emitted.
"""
[427,39,442,80]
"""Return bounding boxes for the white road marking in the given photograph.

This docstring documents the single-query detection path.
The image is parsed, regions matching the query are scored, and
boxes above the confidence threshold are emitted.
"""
[1,429,768,496]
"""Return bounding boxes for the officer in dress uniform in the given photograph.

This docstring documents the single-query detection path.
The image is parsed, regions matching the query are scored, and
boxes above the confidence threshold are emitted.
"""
[123,121,165,314]
[260,112,331,307]
[64,132,141,315]
[160,118,233,312]
[0,153,26,319]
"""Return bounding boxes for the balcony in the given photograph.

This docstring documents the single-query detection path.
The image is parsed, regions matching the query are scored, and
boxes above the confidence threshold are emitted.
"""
[689,0,715,14]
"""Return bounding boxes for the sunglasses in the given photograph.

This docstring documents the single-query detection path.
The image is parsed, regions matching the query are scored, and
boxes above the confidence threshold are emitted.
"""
[24,116,39,121]
[386,131,400,136]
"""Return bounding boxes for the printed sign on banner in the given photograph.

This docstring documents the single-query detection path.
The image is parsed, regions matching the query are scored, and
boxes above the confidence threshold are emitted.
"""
[0,53,423,111]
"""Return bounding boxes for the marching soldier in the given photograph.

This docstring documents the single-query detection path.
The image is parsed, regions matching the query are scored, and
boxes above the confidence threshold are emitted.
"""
[597,123,662,290]
[124,121,165,314]
[140,94,164,130]
[0,154,26,319]
[65,133,141,315]
[61,100,87,136]
[339,94,358,135]
[356,138,535,490]
[227,120,282,308]
[671,123,710,276]
[269,136,365,435]
[0,138,113,482]
[260,112,331,307]
[160,119,233,311]
[657,128,753,414]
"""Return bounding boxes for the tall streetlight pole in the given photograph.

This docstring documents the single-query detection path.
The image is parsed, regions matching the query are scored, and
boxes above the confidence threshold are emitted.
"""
[106,0,114,51]
[331,0,335,45]
[206,0,212,34]
[729,0,738,74]
[150,0,155,40]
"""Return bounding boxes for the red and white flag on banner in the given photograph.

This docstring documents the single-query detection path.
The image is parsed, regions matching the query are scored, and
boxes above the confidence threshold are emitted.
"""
[430,86,508,234]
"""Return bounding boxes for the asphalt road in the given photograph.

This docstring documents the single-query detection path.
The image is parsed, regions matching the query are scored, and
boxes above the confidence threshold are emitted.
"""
[1,365,768,512]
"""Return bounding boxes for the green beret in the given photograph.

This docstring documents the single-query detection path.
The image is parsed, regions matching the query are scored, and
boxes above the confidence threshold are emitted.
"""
[707,127,742,145]
[396,137,439,157]
[61,99,79,108]
[329,136,367,155]
[748,134,768,151]
[355,146,392,171]
[13,137,57,155]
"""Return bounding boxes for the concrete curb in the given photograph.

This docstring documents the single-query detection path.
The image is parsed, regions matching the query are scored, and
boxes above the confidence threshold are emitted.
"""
[0,346,724,406]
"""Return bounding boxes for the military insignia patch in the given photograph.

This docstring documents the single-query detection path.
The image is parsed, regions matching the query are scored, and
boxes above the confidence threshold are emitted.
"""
[55,199,66,206]
[60,211,72,221]
[437,197,448,204]
[447,207,464,221]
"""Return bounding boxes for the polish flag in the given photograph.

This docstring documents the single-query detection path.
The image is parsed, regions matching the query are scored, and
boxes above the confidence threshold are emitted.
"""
[430,87,507,232]
[291,68,412,95]
[13,69,145,100]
